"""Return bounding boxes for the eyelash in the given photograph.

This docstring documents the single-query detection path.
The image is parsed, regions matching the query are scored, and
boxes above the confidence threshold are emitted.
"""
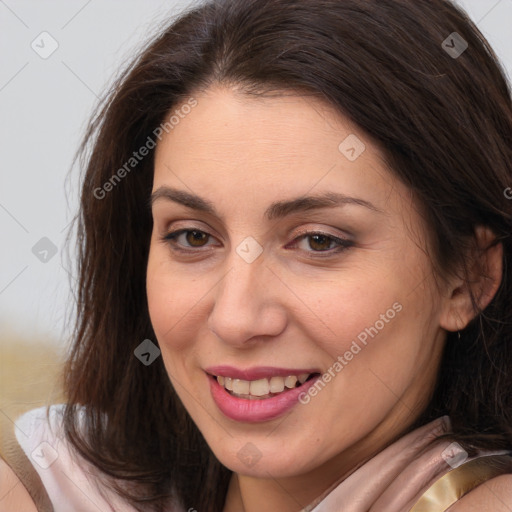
[161,229,353,257]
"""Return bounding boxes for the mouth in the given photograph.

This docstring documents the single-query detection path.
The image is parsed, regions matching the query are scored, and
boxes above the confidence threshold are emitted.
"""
[208,372,321,400]
[205,367,322,422]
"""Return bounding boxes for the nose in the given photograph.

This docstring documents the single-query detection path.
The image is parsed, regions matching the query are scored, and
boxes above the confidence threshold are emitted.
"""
[207,252,287,347]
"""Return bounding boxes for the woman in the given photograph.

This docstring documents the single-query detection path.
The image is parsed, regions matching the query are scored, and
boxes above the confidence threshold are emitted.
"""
[1,0,512,510]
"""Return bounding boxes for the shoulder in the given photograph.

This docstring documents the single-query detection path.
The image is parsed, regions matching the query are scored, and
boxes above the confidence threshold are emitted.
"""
[10,404,142,511]
[15,403,66,438]
[0,405,66,512]
[13,404,66,462]
[448,474,512,511]
[0,457,37,512]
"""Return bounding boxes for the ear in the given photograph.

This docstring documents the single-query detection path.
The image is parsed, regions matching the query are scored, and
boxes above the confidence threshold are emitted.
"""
[439,225,503,332]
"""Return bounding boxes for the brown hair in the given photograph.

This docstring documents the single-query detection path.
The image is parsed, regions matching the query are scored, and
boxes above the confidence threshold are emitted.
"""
[63,0,512,510]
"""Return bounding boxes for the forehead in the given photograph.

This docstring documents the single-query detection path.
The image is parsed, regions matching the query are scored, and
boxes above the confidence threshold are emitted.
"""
[152,86,412,217]
[156,86,363,165]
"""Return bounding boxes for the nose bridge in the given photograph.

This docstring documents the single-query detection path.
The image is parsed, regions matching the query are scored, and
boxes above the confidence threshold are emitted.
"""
[221,233,269,302]
[222,258,260,307]
[208,246,286,344]
[216,249,269,318]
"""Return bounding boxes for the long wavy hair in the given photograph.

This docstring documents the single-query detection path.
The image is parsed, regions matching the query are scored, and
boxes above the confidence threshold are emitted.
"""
[62,0,512,510]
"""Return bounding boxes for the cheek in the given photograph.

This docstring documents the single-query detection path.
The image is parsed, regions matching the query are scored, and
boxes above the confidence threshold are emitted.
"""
[319,286,438,414]
[290,273,401,356]
[290,269,431,402]
[146,247,204,352]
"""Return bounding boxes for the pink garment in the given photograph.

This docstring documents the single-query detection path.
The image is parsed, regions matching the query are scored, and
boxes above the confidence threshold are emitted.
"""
[15,405,166,512]
[307,416,509,511]
[15,405,508,511]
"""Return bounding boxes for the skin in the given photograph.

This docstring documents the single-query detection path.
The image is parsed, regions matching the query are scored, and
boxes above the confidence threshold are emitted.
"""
[146,85,505,512]
[0,459,37,512]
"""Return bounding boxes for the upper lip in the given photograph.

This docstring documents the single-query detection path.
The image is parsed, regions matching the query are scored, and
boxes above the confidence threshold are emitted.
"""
[205,365,321,381]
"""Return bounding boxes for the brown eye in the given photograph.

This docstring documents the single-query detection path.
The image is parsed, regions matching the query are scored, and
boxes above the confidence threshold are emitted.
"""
[163,229,215,250]
[291,231,353,256]
[307,234,335,251]
[185,230,209,247]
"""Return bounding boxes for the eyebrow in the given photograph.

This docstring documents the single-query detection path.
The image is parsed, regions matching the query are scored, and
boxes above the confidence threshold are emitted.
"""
[150,186,383,220]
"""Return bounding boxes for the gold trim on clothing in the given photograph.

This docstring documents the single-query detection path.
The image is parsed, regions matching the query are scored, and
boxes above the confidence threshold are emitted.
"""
[410,454,512,512]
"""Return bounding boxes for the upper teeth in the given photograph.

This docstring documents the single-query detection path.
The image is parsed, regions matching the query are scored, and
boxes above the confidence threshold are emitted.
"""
[217,373,310,397]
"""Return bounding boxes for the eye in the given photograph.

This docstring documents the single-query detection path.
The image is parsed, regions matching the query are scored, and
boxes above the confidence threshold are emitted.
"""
[290,232,353,254]
[162,229,217,250]
[161,228,352,256]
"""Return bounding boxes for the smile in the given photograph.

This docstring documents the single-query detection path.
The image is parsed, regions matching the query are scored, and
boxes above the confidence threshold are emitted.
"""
[205,366,322,422]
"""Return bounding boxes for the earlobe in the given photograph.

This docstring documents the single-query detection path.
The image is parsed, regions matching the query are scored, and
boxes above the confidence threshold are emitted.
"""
[439,225,503,332]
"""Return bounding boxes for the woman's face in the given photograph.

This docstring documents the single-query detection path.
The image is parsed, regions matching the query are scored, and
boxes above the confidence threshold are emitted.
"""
[147,86,450,480]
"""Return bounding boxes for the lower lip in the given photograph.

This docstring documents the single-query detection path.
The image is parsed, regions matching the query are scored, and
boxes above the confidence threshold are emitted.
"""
[208,374,320,422]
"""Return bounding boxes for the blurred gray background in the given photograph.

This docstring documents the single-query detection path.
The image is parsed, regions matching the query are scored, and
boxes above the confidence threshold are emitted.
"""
[1,0,511,348]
